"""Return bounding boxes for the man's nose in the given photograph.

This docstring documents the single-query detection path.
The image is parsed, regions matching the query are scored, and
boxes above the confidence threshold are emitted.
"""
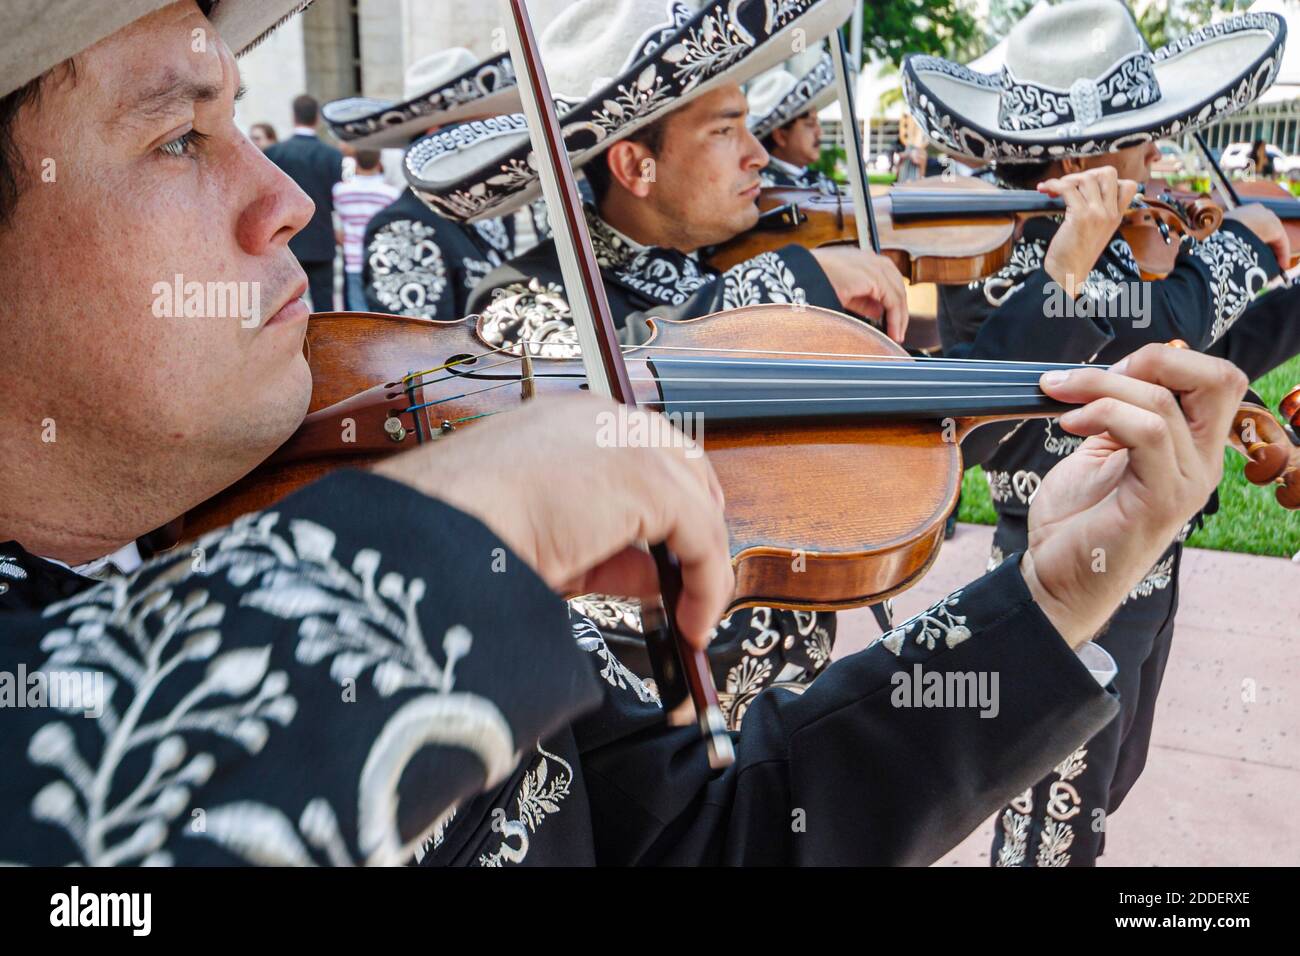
[744,128,769,170]
[236,141,315,255]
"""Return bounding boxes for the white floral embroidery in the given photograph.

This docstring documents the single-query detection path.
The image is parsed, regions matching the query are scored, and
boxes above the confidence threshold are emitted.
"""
[1188,228,1268,342]
[573,618,659,705]
[872,590,971,656]
[367,220,448,317]
[721,251,803,308]
[479,277,581,358]
[1121,553,1176,604]
[25,511,513,867]
[477,744,573,867]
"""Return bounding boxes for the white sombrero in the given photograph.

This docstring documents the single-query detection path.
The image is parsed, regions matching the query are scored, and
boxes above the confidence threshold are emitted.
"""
[902,0,1286,164]
[2,0,313,98]
[746,47,837,141]
[323,48,522,148]
[406,0,855,223]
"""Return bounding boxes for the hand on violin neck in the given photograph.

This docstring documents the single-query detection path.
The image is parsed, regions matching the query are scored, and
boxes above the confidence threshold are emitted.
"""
[1040,167,1139,299]
[1224,204,1291,272]
[371,395,733,648]
[1020,344,1246,648]
[809,246,909,342]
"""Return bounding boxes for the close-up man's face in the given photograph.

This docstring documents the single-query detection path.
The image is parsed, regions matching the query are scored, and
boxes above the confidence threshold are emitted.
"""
[0,1,314,539]
[772,111,822,168]
[644,84,768,249]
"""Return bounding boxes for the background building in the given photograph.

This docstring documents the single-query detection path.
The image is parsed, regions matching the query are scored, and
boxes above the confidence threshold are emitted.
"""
[235,0,503,143]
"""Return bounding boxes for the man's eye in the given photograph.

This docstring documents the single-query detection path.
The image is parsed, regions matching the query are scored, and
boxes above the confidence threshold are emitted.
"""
[158,129,208,159]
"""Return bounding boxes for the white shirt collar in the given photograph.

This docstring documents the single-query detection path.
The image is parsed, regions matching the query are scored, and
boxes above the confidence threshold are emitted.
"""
[292,125,318,137]
[40,540,144,581]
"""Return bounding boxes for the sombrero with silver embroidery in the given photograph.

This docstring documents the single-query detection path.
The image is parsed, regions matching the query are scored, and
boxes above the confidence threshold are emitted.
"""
[901,0,1286,164]
[746,46,836,141]
[406,0,855,223]
[323,48,521,148]
[2,0,313,98]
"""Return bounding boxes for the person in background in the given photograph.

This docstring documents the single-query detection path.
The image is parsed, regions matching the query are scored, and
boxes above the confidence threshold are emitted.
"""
[265,94,343,312]
[1251,139,1276,179]
[249,122,277,150]
[332,149,400,312]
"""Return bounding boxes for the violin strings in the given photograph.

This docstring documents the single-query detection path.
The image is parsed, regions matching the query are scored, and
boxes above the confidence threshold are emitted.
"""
[397,340,1104,385]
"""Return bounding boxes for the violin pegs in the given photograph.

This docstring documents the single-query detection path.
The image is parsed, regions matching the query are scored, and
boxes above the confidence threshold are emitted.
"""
[1243,441,1291,485]
[1277,467,1300,510]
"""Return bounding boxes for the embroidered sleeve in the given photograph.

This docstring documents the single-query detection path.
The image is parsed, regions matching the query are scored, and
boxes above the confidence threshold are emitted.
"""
[3,471,600,866]
[1185,225,1272,343]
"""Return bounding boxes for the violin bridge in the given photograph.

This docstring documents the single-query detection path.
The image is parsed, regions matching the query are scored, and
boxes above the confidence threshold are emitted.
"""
[520,351,536,401]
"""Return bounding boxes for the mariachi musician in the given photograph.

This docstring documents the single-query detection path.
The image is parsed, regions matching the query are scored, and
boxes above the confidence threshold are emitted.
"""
[322,48,538,320]
[0,0,1262,867]
[746,46,841,195]
[411,0,922,725]
[905,0,1297,865]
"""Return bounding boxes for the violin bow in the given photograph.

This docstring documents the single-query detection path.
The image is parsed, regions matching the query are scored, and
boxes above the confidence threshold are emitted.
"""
[500,0,735,768]
[829,29,881,255]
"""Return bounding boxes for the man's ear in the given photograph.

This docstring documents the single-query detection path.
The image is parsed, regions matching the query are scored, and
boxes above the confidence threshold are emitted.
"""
[771,125,790,152]
[606,140,657,199]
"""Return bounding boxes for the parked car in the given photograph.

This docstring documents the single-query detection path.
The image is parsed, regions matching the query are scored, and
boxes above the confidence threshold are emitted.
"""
[1151,139,1187,177]
[1220,141,1300,177]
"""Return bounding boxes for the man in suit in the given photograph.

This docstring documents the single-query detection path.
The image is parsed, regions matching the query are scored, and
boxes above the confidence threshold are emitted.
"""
[265,94,343,312]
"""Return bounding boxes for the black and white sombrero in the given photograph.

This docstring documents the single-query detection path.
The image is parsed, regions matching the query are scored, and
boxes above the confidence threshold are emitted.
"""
[2,0,313,98]
[323,48,521,148]
[902,0,1286,164]
[406,0,855,222]
[746,47,837,141]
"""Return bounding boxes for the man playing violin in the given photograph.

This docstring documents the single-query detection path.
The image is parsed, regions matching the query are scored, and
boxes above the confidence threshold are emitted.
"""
[909,0,1297,866]
[0,0,1267,867]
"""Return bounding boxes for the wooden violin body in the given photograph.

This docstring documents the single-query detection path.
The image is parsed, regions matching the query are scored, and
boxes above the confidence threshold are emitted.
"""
[187,307,1054,614]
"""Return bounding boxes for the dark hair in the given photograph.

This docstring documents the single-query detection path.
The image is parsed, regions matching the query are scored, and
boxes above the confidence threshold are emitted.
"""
[992,159,1054,191]
[583,118,667,206]
[353,148,382,170]
[250,122,278,144]
[0,60,78,230]
[292,94,319,126]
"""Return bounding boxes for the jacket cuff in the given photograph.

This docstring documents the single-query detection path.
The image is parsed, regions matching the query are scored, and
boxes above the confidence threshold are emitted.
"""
[1218,219,1282,281]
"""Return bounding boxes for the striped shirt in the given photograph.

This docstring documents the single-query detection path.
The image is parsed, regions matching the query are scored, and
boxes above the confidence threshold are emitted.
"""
[332,174,400,273]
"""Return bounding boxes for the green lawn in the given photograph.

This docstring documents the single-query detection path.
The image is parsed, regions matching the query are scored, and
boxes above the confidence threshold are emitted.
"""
[958,354,1300,558]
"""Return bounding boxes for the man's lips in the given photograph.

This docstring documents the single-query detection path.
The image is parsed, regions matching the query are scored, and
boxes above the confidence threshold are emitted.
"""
[740,181,762,199]
[264,280,310,328]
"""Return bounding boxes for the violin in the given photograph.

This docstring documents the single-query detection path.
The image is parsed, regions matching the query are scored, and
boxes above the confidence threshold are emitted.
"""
[183,310,1300,607]
[706,177,1223,283]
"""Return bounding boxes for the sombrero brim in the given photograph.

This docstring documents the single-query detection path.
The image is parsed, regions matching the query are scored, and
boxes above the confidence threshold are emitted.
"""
[902,11,1286,164]
[749,54,838,141]
[1,0,313,99]
[406,0,855,223]
[323,53,522,148]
